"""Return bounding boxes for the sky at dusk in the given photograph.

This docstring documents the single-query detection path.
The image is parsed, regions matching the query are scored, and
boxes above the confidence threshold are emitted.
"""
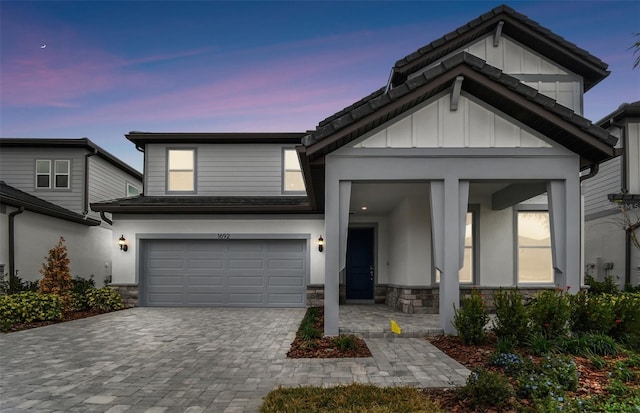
[1,1,639,171]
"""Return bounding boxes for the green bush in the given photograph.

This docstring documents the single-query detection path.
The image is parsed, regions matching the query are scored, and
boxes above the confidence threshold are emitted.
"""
[525,331,557,356]
[518,355,578,400]
[528,289,571,339]
[71,276,97,311]
[299,324,322,341]
[0,273,39,294]
[569,291,616,335]
[453,289,489,345]
[0,292,63,330]
[585,274,619,294]
[459,368,515,409]
[557,333,619,356]
[333,335,357,351]
[492,288,529,345]
[608,293,640,349]
[85,287,124,312]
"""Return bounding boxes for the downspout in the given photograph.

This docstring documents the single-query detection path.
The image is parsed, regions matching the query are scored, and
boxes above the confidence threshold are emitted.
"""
[83,147,99,215]
[8,206,25,277]
[100,211,113,226]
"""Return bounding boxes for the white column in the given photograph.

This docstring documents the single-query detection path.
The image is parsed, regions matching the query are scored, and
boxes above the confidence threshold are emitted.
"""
[430,178,469,334]
[548,179,580,291]
[324,178,351,336]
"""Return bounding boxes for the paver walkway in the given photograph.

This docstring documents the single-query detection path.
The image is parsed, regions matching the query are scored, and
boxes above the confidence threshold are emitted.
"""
[0,307,469,413]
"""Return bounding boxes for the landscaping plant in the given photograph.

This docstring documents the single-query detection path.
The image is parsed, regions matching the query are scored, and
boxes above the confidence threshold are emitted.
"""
[493,287,529,345]
[527,288,571,339]
[39,237,73,307]
[453,288,489,345]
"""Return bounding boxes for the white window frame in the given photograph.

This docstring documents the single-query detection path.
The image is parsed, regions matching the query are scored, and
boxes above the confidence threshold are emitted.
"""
[54,160,70,189]
[126,183,140,197]
[35,160,51,189]
[166,148,196,193]
[515,207,554,285]
[282,148,305,194]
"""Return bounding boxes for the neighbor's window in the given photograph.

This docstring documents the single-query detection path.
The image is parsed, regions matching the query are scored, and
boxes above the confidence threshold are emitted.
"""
[54,160,70,188]
[168,149,195,192]
[36,160,51,188]
[436,212,474,283]
[283,148,305,193]
[126,183,140,197]
[36,159,69,189]
[517,211,553,283]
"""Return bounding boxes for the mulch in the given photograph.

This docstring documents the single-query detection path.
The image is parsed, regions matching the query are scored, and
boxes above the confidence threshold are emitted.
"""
[4,308,120,333]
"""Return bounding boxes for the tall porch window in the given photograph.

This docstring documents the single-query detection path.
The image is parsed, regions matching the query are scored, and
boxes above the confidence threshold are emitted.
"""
[517,211,553,283]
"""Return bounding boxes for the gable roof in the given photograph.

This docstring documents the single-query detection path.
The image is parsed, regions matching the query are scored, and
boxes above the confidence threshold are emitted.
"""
[597,101,640,129]
[0,181,101,226]
[302,52,617,167]
[0,138,142,180]
[390,4,609,91]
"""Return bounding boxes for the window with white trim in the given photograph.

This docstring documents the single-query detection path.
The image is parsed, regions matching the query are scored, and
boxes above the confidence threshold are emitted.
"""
[167,149,195,192]
[283,148,305,193]
[36,159,69,189]
[126,183,140,197]
[517,211,553,283]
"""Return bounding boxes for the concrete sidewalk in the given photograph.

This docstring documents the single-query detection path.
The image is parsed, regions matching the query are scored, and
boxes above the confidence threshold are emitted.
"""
[0,307,468,413]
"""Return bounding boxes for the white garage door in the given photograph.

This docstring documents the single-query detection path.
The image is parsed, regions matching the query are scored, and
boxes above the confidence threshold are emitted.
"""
[142,239,306,307]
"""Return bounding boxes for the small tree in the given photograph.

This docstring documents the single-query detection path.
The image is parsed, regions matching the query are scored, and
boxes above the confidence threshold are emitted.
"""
[39,237,73,305]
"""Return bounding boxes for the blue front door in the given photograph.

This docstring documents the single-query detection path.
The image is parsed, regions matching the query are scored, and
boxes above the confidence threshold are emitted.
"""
[346,227,375,300]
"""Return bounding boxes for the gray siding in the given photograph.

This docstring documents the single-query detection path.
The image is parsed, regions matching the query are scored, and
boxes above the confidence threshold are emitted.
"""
[0,147,84,213]
[88,156,143,220]
[583,156,622,218]
[145,144,291,196]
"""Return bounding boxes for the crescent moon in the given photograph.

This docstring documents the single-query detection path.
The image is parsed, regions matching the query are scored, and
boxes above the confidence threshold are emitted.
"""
[40,44,47,49]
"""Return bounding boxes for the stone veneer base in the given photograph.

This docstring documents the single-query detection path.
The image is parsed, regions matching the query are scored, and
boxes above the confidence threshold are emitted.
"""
[109,284,139,308]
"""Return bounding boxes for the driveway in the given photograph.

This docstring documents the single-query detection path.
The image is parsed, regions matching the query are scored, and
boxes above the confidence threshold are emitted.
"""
[0,308,468,413]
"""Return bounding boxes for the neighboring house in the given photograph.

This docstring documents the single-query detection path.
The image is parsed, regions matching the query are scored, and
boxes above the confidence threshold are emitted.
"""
[0,138,143,283]
[92,4,617,334]
[584,102,640,288]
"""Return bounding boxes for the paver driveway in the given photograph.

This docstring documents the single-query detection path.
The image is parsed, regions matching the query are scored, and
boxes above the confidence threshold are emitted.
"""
[0,308,468,413]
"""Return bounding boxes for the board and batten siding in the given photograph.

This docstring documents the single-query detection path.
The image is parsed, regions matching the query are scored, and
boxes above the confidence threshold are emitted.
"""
[411,34,583,114]
[583,157,622,218]
[0,147,85,213]
[627,121,640,194]
[88,156,142,220]
[145,144,291,196]
[354,93,552,149]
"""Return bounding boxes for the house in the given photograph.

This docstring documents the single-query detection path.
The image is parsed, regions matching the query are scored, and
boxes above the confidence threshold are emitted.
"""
[584,102,640,288]
[91,4,617,335]
[0,138,143,284]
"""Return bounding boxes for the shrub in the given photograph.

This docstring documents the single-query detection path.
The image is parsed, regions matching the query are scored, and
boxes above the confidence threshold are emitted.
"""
[525,331,557,356]
[299,324,322,341]
[489,352,525,376]
[71,276,97,311]
[518,355,578,400]
[492,288,529,345]
[0,292,63,330]
[85,287,124,312]
[557,333,619,356]
[585,274,619,294]
[569,291,616,335]
[608,293,640,349]
[528,289,571,339]
[0,272,39,295]
[453,289,489,345]
[458,368,515,409]
[39,237,73,307]
[333,335,357,351]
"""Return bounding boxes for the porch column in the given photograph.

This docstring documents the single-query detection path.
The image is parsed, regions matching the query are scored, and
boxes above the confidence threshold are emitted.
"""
[548,178,580,291]
[324,179,351,336]
[430,178,469,334]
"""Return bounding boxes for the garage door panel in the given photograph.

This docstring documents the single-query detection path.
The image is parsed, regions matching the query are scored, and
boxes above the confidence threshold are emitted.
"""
[144,239,306,307]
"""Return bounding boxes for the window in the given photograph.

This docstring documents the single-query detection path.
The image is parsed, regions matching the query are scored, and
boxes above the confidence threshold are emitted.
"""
[36,160,51,188]
[36,159,69,189]
[283,148,305,193]
[517,211,553,283]
[126,183,140,197]
[168,149,195,192]
[436,211,474,283]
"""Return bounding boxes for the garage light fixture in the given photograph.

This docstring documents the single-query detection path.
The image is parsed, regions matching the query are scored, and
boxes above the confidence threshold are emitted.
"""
[118,235,128,252]
[318,236,324,252]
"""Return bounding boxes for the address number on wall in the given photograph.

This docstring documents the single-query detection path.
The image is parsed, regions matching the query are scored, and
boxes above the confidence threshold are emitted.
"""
[217,233,231,239]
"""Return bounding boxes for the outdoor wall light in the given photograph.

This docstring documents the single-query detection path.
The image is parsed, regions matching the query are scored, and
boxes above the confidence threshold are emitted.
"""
[318,236,324,252]
[118,235,128,252]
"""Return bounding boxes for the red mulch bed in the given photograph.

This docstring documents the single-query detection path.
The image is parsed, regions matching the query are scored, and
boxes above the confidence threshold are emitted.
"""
[4,308,122,333]
[287,308,372,358]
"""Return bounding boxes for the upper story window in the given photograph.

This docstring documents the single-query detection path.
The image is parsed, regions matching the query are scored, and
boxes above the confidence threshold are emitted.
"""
[36,159,70,189]
[126,183,140,197]
[517,210,553,284]
[283,148,305,193]
[167,149,195,192]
